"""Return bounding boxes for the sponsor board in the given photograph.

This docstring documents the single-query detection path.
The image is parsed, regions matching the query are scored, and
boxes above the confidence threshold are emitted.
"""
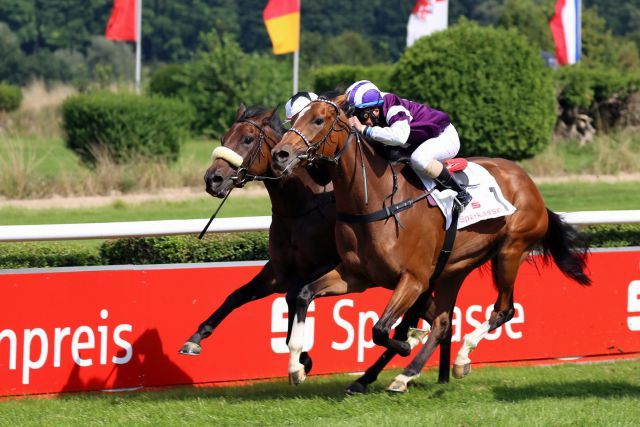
[1,250,639,396]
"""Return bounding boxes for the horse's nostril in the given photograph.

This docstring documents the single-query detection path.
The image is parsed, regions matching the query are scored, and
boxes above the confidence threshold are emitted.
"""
[211,174,223,184]
[275,150,290,161]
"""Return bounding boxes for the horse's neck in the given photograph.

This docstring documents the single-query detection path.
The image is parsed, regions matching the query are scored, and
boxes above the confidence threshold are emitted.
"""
[329,138,419,214]
[264,168,330,215]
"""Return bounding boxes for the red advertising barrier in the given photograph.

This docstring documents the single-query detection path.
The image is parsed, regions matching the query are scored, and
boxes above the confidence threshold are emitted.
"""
[1,249,639,396]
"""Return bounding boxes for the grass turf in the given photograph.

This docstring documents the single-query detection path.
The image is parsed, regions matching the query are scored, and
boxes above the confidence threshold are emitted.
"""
[1,360,639,426]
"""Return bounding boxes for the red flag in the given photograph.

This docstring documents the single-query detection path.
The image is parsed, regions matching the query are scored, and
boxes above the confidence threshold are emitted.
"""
[105,0,137,41]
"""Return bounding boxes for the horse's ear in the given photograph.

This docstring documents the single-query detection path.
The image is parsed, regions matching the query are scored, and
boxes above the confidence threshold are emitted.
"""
[265,105,281,130]
[235,103,247,121]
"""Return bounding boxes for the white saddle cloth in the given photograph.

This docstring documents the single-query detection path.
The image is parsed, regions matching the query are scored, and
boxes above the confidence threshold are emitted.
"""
[418,162,517,230]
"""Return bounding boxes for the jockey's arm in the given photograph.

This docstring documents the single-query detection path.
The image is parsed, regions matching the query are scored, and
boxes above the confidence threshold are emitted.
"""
[367,120,410,147]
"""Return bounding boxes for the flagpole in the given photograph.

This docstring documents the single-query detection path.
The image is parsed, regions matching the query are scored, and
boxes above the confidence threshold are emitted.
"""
[135,0,142,94]
[292,50,299,95]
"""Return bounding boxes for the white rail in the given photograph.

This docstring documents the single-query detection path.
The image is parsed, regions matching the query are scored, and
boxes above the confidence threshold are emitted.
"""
[0,211,638,243]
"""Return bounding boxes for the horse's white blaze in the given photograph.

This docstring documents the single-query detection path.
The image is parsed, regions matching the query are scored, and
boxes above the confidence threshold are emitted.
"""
[288,314,305,373]
[454,320,491,366]
[211,146,243,167]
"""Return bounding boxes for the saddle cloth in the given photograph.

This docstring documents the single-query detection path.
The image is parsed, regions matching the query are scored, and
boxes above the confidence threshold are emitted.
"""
[419,161,517,230]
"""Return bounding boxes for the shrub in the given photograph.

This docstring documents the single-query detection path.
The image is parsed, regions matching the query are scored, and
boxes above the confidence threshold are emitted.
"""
[313,64,394,94]
[554,67,640,131]
[0,83,22,112]
[582,225,640,248]
[391,21,556,160]
[0,243,102,269]
[61,92,193,165]
[99,233,269,265]
[148,64,187,98]
[177,32,291,136]
[1,226,637,270]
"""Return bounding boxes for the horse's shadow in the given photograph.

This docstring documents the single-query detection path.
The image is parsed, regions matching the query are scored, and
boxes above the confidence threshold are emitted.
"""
[492,380,640,401]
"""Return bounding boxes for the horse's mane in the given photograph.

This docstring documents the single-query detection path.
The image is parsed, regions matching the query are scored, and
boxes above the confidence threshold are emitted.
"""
[239,105,284,138]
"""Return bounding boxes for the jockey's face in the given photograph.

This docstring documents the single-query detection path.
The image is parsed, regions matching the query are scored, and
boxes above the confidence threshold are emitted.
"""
[356,108,380,126]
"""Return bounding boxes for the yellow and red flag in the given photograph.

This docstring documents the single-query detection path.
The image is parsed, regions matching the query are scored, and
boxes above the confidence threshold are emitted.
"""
[263,0,300,54]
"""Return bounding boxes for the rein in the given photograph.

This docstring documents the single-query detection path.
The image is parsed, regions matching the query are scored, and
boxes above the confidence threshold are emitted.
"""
[285,98,368,204]
[199,118,282,239]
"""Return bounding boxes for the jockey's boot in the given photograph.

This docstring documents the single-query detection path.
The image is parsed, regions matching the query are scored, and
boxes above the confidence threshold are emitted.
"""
[435,168,472,208]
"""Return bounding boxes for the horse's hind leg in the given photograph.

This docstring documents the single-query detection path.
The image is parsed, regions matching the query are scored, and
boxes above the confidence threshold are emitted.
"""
[179,262,280,355]
[453,246,529,378]
[288,265,366,385]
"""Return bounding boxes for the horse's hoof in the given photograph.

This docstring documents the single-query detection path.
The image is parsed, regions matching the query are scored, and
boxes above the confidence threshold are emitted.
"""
[406,327,429,349]
[345,381,367,395]
[453,363,471,379]
[398,341,412,357]
[386,379,409,393]
[386,374,417,393]
[178,342,201,356]
[301,352,313,374]
[288,366,307,386]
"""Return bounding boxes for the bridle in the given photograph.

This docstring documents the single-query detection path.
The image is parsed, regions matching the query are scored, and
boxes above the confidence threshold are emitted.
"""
[225,118,282,186]
[285,98,369,203]
[285,98,357,165]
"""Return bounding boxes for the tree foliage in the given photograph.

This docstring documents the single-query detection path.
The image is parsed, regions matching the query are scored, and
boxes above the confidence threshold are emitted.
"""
[392,21,556,160]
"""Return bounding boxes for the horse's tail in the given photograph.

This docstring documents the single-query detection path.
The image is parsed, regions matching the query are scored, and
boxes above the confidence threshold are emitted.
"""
[540,209,591,286]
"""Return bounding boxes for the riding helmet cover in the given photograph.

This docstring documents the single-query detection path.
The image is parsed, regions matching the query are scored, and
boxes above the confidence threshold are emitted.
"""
[346,80,384,109]
[285,91,318,121]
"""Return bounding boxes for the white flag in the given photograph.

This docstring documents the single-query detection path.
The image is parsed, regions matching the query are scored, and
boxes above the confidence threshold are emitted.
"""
[407,0,449,47]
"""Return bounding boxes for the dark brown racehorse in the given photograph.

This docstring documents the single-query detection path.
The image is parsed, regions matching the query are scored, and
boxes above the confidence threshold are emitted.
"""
[178,105,337,376]
[270,97,590,390]
[179,105,452,391]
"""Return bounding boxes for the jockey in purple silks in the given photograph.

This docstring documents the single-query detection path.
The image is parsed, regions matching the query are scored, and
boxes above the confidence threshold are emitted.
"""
[346,80,471,207]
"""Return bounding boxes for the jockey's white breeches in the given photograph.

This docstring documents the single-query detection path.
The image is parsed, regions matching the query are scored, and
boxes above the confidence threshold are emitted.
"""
[410,124,461,172]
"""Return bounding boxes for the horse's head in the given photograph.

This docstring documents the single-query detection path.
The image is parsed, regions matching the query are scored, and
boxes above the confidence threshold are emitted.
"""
[271,95,350,176]
[204,105,282,197]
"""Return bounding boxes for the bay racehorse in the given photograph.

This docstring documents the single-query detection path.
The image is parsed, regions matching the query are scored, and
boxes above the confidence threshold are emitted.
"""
[179,105,454,390]
[270,96,590,391]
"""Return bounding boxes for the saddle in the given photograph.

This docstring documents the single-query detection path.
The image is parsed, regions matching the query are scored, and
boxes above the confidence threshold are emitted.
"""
[370,141,469,188]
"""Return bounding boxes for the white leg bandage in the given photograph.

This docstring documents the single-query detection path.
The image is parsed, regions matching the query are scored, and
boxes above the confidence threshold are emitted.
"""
[454,321,491,366]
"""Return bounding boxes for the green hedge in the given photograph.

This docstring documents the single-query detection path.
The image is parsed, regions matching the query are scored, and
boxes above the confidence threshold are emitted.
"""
[0,227,638,270]
[61,92,193,165]
[0,242,102,269]
[554,67,640,131]
[313,64,394,94]
[391,21,556,160]
[555,67,640,110]
[148,64,186,98]
[0,83,22,112]
[99,233,269,265]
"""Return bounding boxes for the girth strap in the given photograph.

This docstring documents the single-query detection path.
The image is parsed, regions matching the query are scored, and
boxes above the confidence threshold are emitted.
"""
[431,205,461,282]
[335,193,430,223]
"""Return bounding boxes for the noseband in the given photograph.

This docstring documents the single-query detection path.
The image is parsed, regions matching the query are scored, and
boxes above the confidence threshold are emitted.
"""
[217,119,281,186]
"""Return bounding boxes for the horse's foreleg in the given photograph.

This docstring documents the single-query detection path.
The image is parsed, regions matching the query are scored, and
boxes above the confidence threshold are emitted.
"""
[387,279,463,393]
[288,264,364,385]
[453,248,527,378]
[346,292,430,394]
[372,273,427,357]
[179,262,279,355]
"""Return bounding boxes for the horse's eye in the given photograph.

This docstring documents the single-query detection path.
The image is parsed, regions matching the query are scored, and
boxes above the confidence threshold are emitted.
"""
[314,118,324,126]
[243,136,254,144]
